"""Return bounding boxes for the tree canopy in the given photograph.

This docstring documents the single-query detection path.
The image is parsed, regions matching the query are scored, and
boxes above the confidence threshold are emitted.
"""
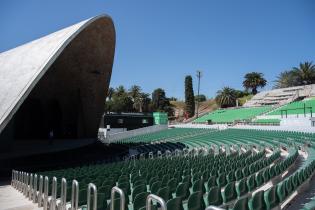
[184,75,195,118]
[275,62,315,88]
[243,72,267,95]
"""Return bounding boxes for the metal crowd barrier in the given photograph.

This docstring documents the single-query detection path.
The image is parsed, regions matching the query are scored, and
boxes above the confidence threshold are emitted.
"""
[87,183,97,210]
[205,206,225,210]
[146,194,166,210]
[71,180,79,210]
[43,176,49,210]
[49,177,57,210]
[59,178,67,210]
[38,175,44,207]
[110,186,125,210]
[33,174,38,203]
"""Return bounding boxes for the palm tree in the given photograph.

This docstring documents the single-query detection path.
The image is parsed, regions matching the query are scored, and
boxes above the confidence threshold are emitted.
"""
[243,72,267,95]
[292,62,315,85]
[129,85,142,112]
[274,71,298,89]
[215,87,237,108]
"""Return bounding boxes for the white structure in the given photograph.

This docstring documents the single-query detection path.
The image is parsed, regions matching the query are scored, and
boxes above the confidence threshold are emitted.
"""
[244,85,315,107]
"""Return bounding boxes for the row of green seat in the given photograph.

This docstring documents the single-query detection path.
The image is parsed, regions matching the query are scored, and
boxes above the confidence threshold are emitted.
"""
[194,106,272,123]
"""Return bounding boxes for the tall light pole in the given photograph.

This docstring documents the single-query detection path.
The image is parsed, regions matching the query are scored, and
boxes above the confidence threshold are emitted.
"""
[196,70,202,118]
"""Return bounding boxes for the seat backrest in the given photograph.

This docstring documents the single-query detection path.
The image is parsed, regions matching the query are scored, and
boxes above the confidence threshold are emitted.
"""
[207,176,216,190]
[236,178,247,197]
[246,174,256,192]
[175,182,190,200]
[166,197,184,210]
[276,182,286,203]
[222,181,236,203]
[208,186,223,206]
[132,184,147,202]
[134,192,150,210]
[157,186,171,202]
[264,186,278,209]
[248,190,265,210]
[231,196,249,210]
[151,181,161,194]
[187,191,205,210]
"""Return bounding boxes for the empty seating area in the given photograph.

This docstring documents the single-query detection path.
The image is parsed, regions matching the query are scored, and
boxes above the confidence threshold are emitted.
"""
[193,106,272,124]
[117,128,214,144]
[244,84,315,107]
[268,98,315,116]
[9,128,315,210]
[251,119,281,125]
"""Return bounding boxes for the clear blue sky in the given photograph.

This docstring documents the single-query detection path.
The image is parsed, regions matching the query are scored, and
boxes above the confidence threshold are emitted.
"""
[1,0,314,100]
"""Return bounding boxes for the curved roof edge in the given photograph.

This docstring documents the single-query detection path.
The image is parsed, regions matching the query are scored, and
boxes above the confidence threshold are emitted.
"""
[0,15,115,134]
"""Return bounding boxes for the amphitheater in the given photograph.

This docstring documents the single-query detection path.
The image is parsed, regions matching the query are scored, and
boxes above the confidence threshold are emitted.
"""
[2,15,315,210]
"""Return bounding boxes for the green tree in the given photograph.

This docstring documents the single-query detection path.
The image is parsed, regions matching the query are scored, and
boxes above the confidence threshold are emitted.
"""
[274,70,298,88]
[105,85,133,113]
[215,87,237,108]
[292,61,315,85]
[184,75,195,118]
[195,94,206,102]
[152,88,174,116]
[129,85,142,112]
[274,61,315,88]
[107,87,115,101]
[243,72,267,95]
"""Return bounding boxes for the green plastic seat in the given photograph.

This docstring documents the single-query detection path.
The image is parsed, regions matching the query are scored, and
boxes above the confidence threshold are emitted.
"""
[150,181,161,194]
[167,178,177,193]
[242,166,249,177]
[134,192,150,210]
[134,179,146,188]
[157,186,171,202]
[262,169,270,183]
[182,175,192,187]
[236,178,248,198]
[235,168,243,181]
[230,196,249,210]
[118,182,131,195]
[248,190,265,210]
[132,184,147,202]
[187,191,205,210]
[217,173,227,187]
[79,189,87,206]
[246,175,256,192]
[255,171,263,187]
[166,197,184,210]
[264,186,279,210]
[222,181,237,203]
[106,198,127,210]
[207,186,223,206]
[276,182,286,203]
[227,171,235,183]
[175,182,190,200]
[98,185,111,200]
[285,179,293,196]
[192,179,205,193]
[207,176,216,191]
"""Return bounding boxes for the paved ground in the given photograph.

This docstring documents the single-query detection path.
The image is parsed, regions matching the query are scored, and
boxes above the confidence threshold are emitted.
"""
[0,185,41,210]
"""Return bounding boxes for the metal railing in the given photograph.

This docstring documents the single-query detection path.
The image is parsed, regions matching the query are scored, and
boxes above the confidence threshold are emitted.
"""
[59,178,67,210]
[205,206,225,210]
[110,186,125,210]
[71,180,79,210]
[87,183,97,210]
[146,194,166,210]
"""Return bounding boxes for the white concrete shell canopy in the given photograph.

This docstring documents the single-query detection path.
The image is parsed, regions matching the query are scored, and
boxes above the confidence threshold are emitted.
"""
[0,15,115,139]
